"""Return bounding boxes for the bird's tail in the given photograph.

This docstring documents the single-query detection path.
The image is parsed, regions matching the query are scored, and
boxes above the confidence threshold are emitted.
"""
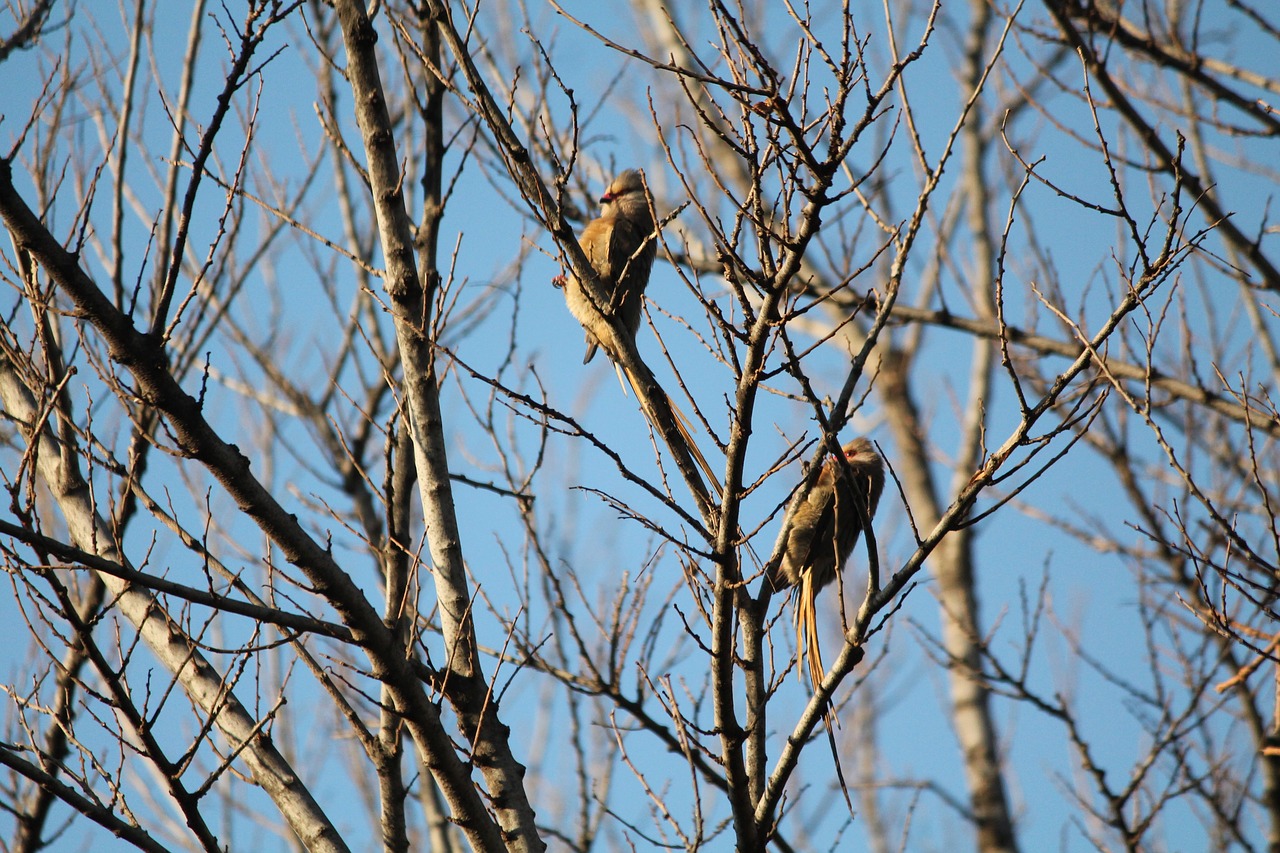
[668,395,722,495]
[795,574,838,729]
[622,367,722,496]
[796,575,855,814]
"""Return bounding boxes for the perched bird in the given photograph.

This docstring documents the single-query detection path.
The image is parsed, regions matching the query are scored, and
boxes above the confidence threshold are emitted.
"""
[554,169,721,495]
[559,168,656,366]
[771,437,885,704]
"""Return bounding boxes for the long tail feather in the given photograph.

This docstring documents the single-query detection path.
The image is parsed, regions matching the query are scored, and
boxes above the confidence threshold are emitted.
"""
[795,573,838,729]
[621,367,721,495]
[795,575,855,813]
[667,395,722,494]
[613,361,629,396]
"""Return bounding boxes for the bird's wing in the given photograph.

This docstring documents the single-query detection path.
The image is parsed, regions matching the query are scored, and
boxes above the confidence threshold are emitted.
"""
[783,465,839,576]
[606,217,652,314]
[580,217,615,287]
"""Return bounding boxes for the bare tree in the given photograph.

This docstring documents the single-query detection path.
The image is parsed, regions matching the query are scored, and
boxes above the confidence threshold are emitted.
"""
[0,0,1276,850]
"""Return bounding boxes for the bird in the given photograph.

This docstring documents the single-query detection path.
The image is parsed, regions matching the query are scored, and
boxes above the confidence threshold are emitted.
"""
[554,169,721,495]
[771,437,885,709]
[558,168,656,367]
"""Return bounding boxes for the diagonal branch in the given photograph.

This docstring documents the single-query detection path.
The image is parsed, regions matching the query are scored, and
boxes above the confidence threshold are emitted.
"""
[0,151,501,850]
[0,349,350,853]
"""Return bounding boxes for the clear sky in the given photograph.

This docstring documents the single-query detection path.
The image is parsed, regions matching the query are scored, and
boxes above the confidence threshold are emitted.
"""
[0,1,1275,850]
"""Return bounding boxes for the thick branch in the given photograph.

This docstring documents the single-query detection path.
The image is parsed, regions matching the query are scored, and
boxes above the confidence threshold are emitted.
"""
[0,351,349,853]
[330,2,542,848]
[0,153,501,850]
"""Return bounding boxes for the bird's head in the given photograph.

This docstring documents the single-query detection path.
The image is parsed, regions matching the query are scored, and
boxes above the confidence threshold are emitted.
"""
[839,437,878,466]
[834,438,885,479]
[599,169,650,218]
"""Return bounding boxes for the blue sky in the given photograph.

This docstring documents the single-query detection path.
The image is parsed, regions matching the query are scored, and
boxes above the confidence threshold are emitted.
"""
[0,1,1276,850]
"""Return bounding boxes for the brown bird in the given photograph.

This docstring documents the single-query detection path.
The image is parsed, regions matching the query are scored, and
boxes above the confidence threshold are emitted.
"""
[772,437,885,705]
[555,169,721,494]
[559,168,656,366]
